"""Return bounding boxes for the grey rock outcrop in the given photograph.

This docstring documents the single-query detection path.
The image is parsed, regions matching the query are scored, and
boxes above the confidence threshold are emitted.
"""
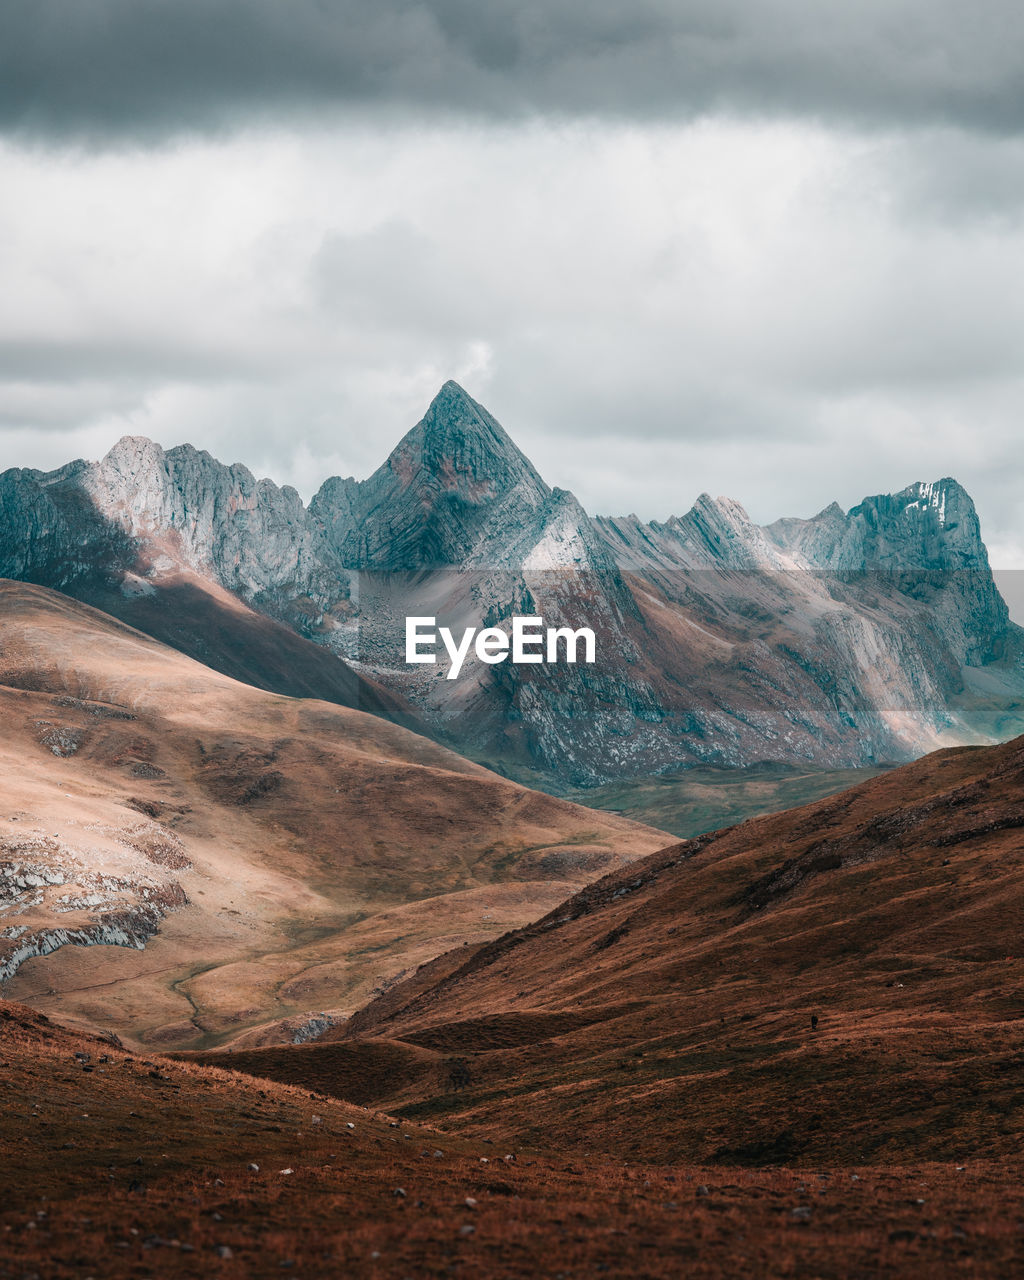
[0,825,189,986]
[768,479,989,572]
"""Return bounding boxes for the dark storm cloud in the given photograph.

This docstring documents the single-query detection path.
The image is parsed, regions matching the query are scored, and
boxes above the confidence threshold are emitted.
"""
[3,0,1024,141]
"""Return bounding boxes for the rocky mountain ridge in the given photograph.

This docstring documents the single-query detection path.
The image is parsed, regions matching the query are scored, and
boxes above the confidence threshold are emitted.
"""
[1,381,1021,783]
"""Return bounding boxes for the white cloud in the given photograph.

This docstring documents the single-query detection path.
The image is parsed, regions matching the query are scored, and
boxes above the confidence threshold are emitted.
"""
[1,118,1023,566]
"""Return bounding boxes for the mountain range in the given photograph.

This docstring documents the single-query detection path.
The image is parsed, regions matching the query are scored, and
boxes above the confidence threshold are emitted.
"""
[4,386,1024,1273]
[2,380,1022,786]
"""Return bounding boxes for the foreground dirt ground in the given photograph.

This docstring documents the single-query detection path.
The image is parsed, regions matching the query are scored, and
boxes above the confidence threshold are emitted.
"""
[2,1001,1022,1279]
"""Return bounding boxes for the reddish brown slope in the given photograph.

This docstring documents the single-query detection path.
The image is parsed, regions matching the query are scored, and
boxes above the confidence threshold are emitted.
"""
[4,998,1022,1279]
[203,735,1024,1167]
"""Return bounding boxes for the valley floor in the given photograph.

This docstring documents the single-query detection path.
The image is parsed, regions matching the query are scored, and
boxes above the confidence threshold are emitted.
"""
[564,761,896,839]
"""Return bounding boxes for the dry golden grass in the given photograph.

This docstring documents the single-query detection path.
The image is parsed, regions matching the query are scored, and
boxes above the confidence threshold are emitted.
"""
[0,580,668,1051]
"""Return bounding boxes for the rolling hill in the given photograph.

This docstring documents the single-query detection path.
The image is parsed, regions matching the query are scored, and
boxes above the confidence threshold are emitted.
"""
[200,730,1024,1169]
[0,579,668,1050]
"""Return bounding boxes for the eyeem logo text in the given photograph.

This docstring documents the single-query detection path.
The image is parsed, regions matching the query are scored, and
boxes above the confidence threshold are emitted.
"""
[405,616,597,680]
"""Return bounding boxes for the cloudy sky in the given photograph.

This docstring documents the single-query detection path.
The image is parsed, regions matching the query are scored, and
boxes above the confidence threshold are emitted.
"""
[3,1,1024,583]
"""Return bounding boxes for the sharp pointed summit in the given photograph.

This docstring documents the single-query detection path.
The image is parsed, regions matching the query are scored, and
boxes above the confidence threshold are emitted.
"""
[382,380,548,502]
[312,382,555,569]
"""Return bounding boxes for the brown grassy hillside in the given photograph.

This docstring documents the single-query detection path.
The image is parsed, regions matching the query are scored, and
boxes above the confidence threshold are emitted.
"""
[0,580,668,1050]
[196,734,1024,1169]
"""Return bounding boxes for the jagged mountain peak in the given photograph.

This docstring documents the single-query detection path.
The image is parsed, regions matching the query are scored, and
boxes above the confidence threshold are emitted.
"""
[97,435,265,497]
[426,378,495,428]
[848,475,982,546]
[901,475,964,494]
[313,383,562,569]
[667,491,788,569]
[689,492,755,521]
[763,475,991,575]
[103,433,161,455]
[377,380,548,500]
[890,477,971,523]
[434,377,479,410]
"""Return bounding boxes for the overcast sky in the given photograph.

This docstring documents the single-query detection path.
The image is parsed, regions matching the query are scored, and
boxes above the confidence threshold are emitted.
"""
[3,1,1024,581]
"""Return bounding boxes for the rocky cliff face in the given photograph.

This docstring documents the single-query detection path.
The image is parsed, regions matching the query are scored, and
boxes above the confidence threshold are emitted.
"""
[0,435,352,619]
[0,436,388,710]
[769,479,989,570]
[310,381,611,573]
[765,478,1011,670]
[0,460,134,590]
[1,383,1021,784]
[581,474,1019,781]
